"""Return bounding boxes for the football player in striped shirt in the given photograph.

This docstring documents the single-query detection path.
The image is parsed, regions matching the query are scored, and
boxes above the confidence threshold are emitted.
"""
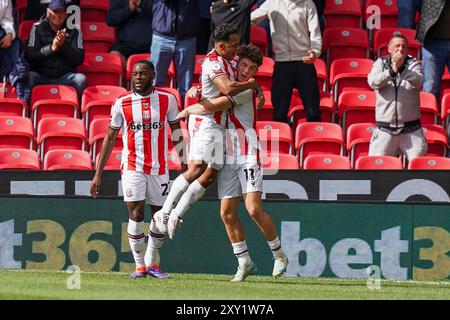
[90,60,187,279]
[177,45,288,282]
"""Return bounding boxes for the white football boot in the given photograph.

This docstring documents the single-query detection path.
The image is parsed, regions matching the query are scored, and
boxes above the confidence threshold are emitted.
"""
[272,253,289,277]
[231,261,257,282]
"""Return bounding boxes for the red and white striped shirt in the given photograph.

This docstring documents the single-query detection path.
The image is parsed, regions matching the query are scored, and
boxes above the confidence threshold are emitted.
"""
[199,48,238,126]
[109,90,179,175]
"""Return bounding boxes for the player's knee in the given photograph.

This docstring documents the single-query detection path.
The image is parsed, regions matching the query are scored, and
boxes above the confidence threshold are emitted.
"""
[220,209,236,225]
[129,208,144,222]
[184,166,204,182]
[247,206,263,221]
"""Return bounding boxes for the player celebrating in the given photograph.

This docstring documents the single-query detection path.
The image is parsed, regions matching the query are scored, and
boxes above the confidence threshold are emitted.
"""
[154,23,261,239]
[90,60,186,279]
[177,45,288,282]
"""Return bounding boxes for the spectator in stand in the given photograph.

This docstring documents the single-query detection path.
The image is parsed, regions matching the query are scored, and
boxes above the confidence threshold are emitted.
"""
[25,0,80,21]
[251,0,322,124]
[208,0,257,51]
[150,0,199,105]
[197,0,212,54]
[25,0,86,98]
[0,0,30,104]
[397,0,422,29]
[416,0,450,101]
[367,34,426,161]
[107,0,153,71]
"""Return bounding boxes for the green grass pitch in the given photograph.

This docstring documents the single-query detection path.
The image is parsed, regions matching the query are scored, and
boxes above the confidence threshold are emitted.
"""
[0,269,449,300]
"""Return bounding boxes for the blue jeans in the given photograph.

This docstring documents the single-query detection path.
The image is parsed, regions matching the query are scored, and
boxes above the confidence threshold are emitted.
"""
[29,71,87,99]
[397,0,422,29]
[150,34,196,105]
[422,37,450,100]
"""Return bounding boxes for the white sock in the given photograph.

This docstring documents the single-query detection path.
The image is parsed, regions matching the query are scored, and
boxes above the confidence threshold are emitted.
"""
[267,236,284,258]
[172,179,206,219]
[144,218,165,268]
[232,240,252,267]
[162,175,190,214]
[127,219,146,268]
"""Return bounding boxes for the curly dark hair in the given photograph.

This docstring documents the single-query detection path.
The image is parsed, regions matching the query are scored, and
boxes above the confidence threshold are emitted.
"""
[236,44,263,67]
[212,23,239,42]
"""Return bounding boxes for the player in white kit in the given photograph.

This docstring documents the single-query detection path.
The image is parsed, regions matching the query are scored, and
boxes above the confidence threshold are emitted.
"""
[90,60,187,279]
[177,45,288,282]
[154,23,261,239]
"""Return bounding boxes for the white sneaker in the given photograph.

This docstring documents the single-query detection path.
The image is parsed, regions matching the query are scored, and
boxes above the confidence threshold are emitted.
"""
[167,210,182,240]
[230,262,257,282]
[272,254,288,277]
[153,209,169,234]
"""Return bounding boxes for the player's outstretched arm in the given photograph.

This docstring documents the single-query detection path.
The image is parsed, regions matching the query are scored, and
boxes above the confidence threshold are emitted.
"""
[177,96,234,119]
[213,74,259,97]
[90,127,119,198]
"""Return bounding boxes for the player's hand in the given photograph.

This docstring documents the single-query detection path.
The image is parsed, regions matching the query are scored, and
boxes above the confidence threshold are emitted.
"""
[176,109,189,120]
[186,86,200,99]
[255,86,265,110]
[248,77,258,90]
[0,33,13,48]
[302,51,316,64]
[90,175,101,198]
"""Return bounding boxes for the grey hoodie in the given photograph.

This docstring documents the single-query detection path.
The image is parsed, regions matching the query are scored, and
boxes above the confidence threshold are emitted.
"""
[367,56,424,129]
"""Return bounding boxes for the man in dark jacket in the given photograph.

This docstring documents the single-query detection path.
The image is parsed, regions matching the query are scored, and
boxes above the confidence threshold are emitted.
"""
[107,0,153,70]
[416,0,450,101]
[150,0,199,105]
[209,0,257,51]
[25,0,86,98]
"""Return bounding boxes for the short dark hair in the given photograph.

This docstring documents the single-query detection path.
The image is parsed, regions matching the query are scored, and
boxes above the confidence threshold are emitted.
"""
[134,60,155,71]
[212,23,239,42]
[237,44,263,67]
[390,33,409,45]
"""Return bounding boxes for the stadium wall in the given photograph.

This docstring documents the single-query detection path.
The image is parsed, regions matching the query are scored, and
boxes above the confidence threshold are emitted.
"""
[1,170,450,202]
[1,197,449,281]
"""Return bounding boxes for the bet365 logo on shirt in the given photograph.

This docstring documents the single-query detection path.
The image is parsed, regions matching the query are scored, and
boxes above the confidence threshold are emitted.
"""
[130,121,163,131]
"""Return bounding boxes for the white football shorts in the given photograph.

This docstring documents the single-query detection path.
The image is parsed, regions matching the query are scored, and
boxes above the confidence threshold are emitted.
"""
[218,162,263,199]
[188,116,226,171]
[121,170,169,206]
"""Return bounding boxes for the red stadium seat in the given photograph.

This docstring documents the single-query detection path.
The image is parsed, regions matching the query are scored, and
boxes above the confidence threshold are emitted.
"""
[30,85,79,130]
[192,54,206,86]
[80,0,109,22]
[81,22,116,53]
[89,118,123,162]
[295,122,345,167]
[262,153,300,172]
[338,91,376,135]
[44,150,92,170]
[125,54,174,88]
[78,53,124,87]
[442,67,450,96]
[365,0,399,40]
[81,85,128,135]
[257,121,293,155]
[96,149,122,170]
[441,91,450,126]
[346,123,376,167]
[324,0,362,28]
[288,91,335,124]
[0,149,40,170]
[323,28,370,70]
[422,124,448,157]
[303,154,352,170]
[330,58,374,102]
[315,58,328,92]
[37,117,86,162]
[256,89,275,121]
[15,0,27,23]
[0,116,33,150]
[255,57,275,90]
[408,156,450,170]
[0,98,28,117]
[419,92,439,125]
[18,20,37,43]
[0,83,17,98]
[250,25,269,56]
[355,155,403,170]
[373,28,421,59]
